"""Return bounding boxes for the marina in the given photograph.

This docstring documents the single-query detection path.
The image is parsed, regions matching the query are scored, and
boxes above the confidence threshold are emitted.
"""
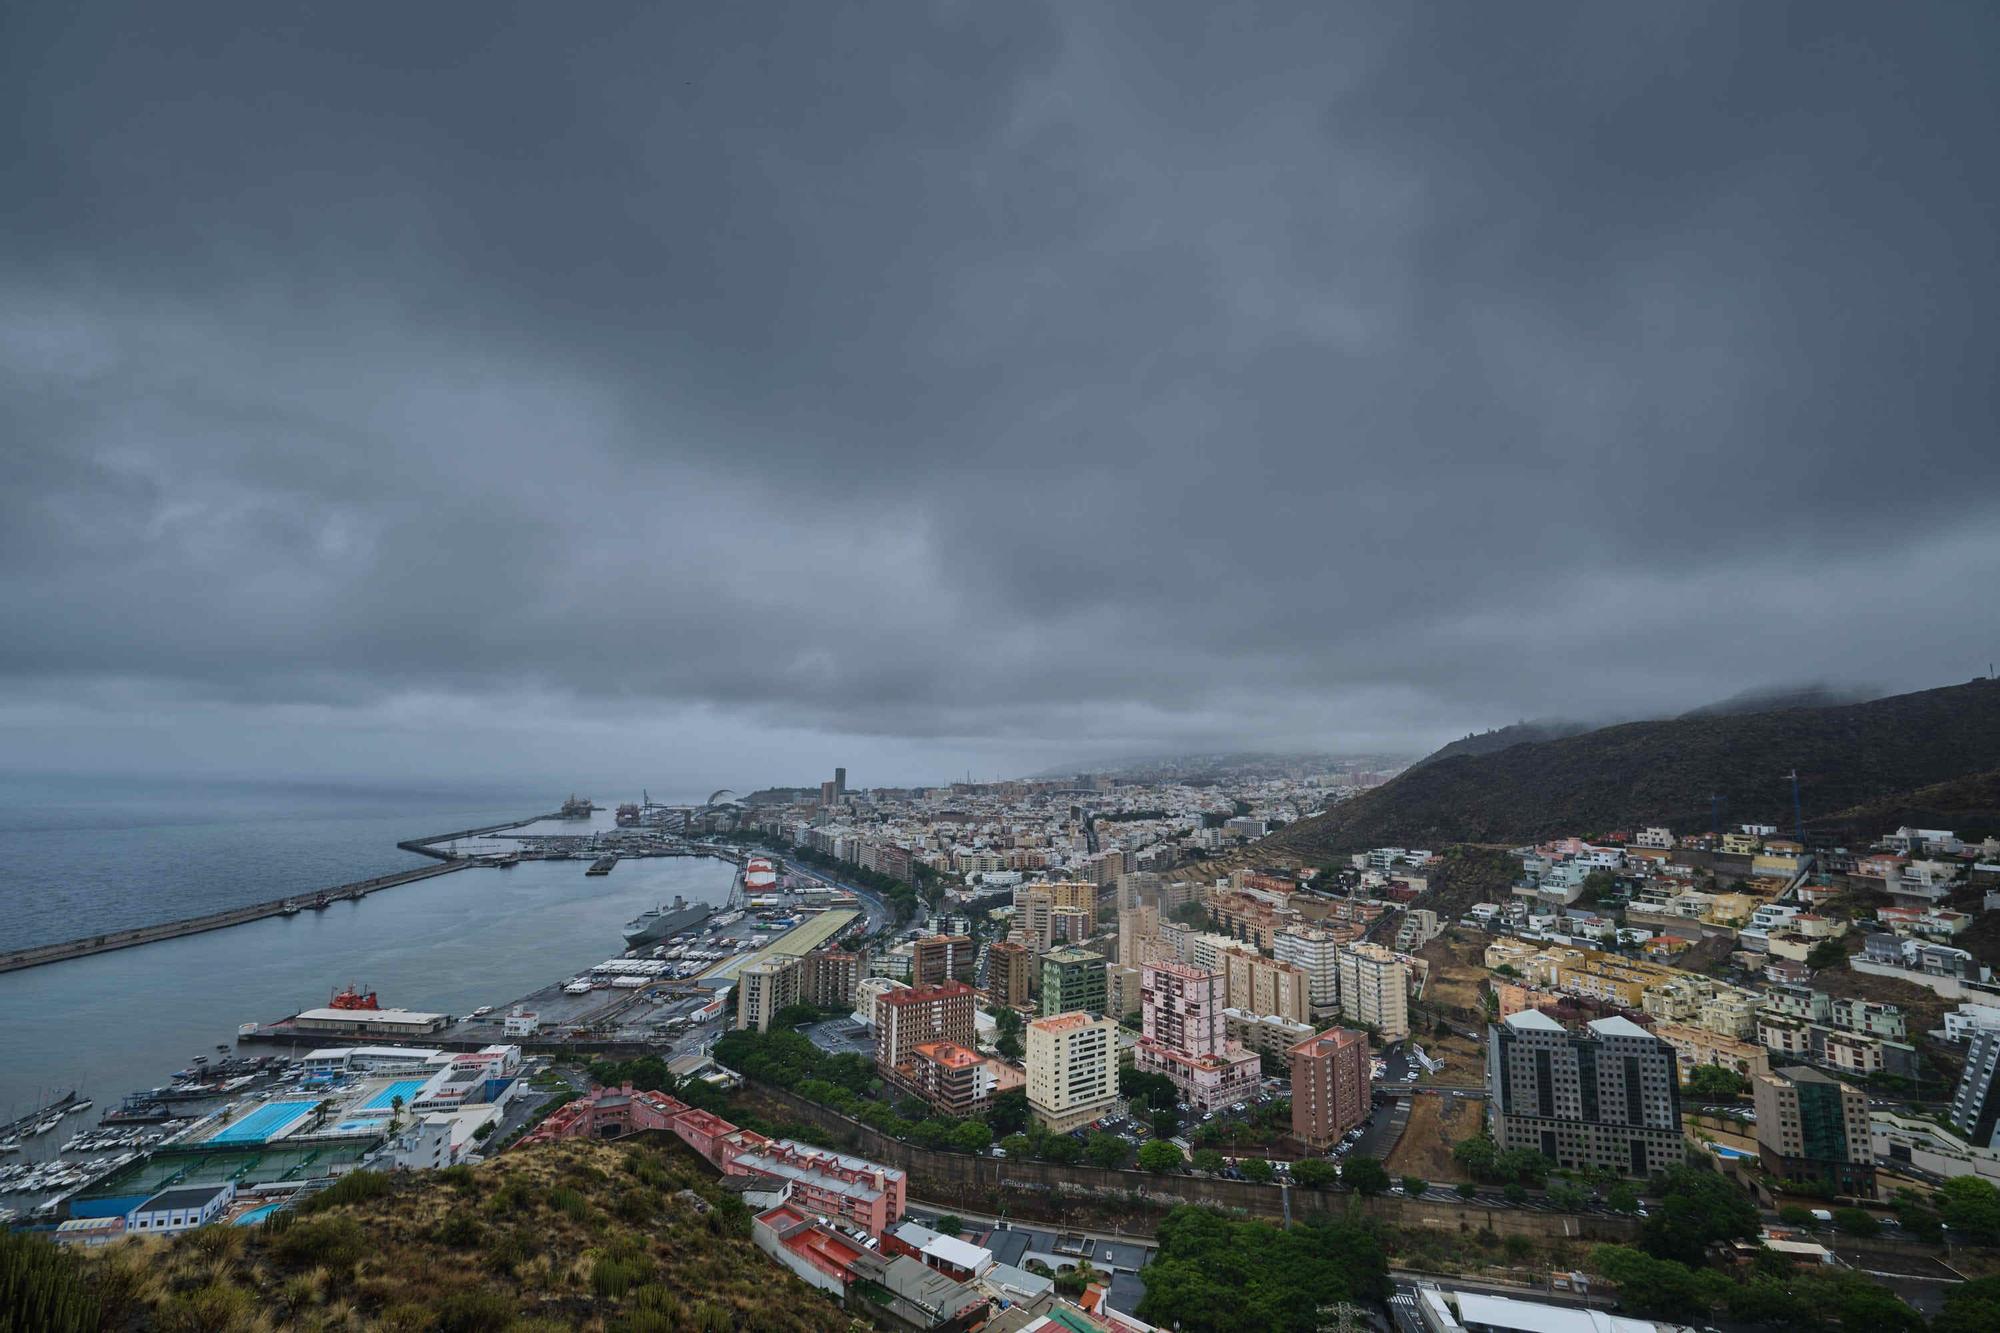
[0,847,740,1136]
[0,792,886,1229]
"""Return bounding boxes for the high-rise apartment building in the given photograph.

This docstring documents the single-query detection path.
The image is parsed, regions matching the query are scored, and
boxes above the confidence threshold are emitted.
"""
[1117,903,1162,967]
[876,982,976,1078]
[912,934,977,988]
[985,939,1033,1009]
[1044,881,1100,917]
[900,1042,993,1118]
[1222,950,1311,1025]
[1025,1012,1119,1133]
[1050,906,1092,945]
[1754,1065,1874,1194]
[801,949,859,1010]
[1185,931,1251,974]
[1337,942,1410,1041]
[1105,962,1141,1022]
[1486,1011,1683,1178]
[737,955,803,1032]
[1040,947,1108,1018]
[1087,850,1128,888]
[1135,960,1260,1112]
[1274,927,1343,1018]
[1949,1028,2000,1148]
[1012,886,1055,951]
[1291,1027,1371,1148]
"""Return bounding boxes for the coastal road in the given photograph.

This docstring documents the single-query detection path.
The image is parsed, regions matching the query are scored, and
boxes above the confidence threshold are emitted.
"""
[780,861,897,937]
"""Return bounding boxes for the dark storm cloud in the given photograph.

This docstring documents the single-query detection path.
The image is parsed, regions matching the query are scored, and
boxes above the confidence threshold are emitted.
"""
[2,1,1997,783]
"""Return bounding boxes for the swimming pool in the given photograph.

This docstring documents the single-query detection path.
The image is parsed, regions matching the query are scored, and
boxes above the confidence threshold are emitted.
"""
[208,1099,315,1145]
[333,1118,387,1134]
[233,1202,284,1226]
[1708,1143,1755,1161]
[362,1078,428,1110]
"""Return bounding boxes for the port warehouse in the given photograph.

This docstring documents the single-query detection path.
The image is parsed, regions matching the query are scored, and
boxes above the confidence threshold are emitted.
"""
[237,908,859,1057]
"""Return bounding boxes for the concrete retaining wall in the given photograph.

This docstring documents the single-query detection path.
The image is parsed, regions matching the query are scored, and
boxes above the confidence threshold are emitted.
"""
[744,1082,1641,1242]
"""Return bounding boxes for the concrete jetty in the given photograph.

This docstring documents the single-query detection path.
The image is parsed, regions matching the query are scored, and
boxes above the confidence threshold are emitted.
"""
[0,861,475,975]
[0,811,565,975]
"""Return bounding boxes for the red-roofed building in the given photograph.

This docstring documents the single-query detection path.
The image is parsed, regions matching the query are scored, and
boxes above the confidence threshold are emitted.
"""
[514,1082,906,1236]
[894,1040,993,1117]
[876,981,976,1077]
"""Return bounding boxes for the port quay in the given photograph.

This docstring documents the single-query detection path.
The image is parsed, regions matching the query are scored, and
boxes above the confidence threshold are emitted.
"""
[0,799,882,1226]
[0,794,874,1056]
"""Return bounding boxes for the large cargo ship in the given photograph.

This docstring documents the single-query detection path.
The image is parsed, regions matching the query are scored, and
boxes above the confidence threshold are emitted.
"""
[622,896,712,948]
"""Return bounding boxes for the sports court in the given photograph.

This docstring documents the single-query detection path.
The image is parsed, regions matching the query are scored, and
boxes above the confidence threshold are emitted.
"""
[362,1078,428,1110]
[207,1099,316,1145]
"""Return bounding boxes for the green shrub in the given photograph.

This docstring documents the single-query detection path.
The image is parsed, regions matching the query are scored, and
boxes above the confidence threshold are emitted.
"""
[301,1169,393,1213]
[548,1186,589,1220]
[0,1231,99,1333]
[432,1288,518,1333]
[592,1252,656,1299]
[434,1210,485,1248]
[274,1215,367,1270]
[154,1281,252,1333]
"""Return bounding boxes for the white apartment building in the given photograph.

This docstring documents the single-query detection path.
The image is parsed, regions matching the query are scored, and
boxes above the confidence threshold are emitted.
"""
[1025,1011,1119,1133]
[1274,926,1343,1018]
[1943,1004,2000,1043]
[1337,942,1410,1041]
[1184,930,1252,974]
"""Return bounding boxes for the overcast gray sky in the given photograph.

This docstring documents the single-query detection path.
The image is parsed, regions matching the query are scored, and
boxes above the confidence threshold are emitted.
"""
[3,2,1996,792]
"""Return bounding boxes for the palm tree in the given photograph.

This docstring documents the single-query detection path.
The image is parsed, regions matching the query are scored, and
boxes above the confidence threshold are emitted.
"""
[309,1098,337,1132]
[388,1094,406,1137]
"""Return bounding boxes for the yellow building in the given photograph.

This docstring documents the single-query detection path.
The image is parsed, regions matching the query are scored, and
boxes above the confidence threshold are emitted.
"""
[1025,1012,1119,1133]
[1700,892,1759,928]
[1653,1023,1770,1080]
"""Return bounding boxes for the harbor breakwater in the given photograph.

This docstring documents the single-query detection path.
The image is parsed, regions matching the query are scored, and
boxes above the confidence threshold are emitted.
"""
[0,861,474,974]
[0,812,553,975]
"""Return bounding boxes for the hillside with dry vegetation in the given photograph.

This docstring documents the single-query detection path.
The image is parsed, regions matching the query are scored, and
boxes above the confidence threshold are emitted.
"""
[66,1137,859,1333]
[1266,679,2000,855]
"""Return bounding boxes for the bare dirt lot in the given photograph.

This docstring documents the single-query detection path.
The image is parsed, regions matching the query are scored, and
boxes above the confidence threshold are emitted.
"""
[1418,933,1491,1013]
[1386,1092,1483,1182]
[1413,1030,1483,1087]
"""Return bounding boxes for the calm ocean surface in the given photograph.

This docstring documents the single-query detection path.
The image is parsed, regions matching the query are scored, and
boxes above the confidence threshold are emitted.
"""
[0,774,727,1122]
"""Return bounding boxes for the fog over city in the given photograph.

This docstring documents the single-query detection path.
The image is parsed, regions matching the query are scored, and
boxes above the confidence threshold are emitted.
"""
[3,3,1996,789]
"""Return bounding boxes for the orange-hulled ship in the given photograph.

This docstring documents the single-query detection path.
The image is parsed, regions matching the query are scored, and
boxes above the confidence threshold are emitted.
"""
[327,983,380,1011]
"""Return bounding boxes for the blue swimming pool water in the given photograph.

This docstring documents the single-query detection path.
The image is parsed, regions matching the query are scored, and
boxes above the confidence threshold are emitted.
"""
[363,1078,427,1110]
[208,1099,314,1144]
[333,1118,386,1133]
[233,1202,283,1226]
[1709,1143,1755,1160]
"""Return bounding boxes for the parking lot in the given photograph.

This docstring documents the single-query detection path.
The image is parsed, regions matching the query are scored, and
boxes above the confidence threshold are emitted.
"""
[801,1016,875,1059]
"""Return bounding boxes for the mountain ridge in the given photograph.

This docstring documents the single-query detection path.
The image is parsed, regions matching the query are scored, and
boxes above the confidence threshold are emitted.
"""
[1268,677,2000,856]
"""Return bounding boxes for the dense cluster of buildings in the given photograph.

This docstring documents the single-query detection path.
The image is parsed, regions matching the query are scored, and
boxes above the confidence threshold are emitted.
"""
[1459,819,2000,1194]
[733,762,1382,894]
